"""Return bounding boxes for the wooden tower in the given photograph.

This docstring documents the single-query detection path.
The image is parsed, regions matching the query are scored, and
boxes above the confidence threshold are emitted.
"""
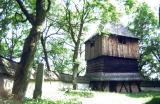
[85,24,142,92]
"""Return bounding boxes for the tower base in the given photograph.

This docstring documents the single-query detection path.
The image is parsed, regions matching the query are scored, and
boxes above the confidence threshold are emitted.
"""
[89,81,141,93]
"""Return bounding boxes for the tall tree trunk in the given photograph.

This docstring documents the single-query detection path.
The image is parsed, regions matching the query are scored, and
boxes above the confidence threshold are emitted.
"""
[12,26,41,100]
[12,0,50,100]
[72,45,79,90]
[72,63,79,90]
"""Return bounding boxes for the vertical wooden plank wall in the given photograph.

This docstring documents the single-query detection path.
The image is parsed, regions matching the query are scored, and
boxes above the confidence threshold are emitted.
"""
[101,36,139,59]
[85,35,139,60]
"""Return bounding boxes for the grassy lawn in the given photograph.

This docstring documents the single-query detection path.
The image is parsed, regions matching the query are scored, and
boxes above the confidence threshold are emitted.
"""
[125,91,160,98]
[0,91,160,104]
[125,91,160,104]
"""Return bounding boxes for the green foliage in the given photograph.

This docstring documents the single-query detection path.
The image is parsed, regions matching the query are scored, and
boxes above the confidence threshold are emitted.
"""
[52,0,120,78]
[125,91,160,98]
[48,38,73,73]
[141,35,160,78]
[92,0,119,22]
[91,0,120,32]
[24,98,81,104]
[129,3,157,39]
[0,0,30,59]
[145,97,160,104]
[65,90,94,98]
[24,98,54,104]
[124,0,135,9]
[125,91,160,104]
[124,0,137,14]
[128,2,159,79]
[0,97,81,104]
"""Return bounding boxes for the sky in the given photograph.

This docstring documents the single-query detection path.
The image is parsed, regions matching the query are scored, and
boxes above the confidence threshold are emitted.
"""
[141,0,159,14]
[86,0,160,40]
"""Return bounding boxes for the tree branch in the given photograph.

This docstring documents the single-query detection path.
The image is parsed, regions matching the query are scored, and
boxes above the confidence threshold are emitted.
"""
[64,42,74,48]
[0,55,18,64]
[66,7,76,44]
[46,0,51,13]
[15,0,35,25]
[15,12,27,23]
[151,51,160,63]
[45,28,61,39]
[72,1,80,14]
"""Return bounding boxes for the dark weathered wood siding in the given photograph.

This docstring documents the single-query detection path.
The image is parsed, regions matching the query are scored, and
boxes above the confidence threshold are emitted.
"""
[85,35,103,60]
[85,35,139,60]
[86,56,138,73]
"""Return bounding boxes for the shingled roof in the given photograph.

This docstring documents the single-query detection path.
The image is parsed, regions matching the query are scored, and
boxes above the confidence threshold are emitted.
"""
[85,23,138,43]
[104,23,138,38]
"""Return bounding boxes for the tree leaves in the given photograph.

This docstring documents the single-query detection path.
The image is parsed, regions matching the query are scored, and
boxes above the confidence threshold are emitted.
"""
[128,2,159,79]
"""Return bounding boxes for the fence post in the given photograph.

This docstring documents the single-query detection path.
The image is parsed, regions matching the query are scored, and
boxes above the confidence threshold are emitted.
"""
[33,63,44,99]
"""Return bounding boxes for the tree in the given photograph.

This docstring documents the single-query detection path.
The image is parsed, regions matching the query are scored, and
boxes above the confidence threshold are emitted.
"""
[56,0,119,89]
[40,20,61,72]
[0,0,27,59]
[48,38,72,74]
[0,0,28,76]
[128,2,158,79]
[141,34,160,79]
[12,0,51,100]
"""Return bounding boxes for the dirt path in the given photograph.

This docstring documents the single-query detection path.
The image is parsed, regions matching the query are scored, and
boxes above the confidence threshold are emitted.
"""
[81,92,150,104]
[38,91,151,104]
[24,81,152,104]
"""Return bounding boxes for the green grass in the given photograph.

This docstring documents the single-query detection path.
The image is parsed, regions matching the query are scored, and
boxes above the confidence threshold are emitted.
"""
[145,97,160,104]
[125,91,160,104]
[0,97,82,104]
[1,91,160,104]
[125,91,160,98]
[24,98,82,104]
[65,90,94,98]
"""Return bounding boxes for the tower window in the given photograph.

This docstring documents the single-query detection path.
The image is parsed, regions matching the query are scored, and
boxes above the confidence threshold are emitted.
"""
[90,42,95,47]
[118,37,126,44]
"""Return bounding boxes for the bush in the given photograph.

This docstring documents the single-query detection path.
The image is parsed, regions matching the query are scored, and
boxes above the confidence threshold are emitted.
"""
[65,90,94,98]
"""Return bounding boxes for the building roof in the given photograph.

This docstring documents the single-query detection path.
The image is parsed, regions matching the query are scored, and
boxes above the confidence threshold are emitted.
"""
[85,23,138,43]
[104,23,138,38]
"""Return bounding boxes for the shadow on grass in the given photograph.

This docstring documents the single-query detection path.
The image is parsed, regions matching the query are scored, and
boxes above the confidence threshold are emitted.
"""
[124,91,160,98]
[145,97,160,104]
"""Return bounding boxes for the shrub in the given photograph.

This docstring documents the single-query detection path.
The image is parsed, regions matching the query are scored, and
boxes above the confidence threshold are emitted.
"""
[65,90,94,98]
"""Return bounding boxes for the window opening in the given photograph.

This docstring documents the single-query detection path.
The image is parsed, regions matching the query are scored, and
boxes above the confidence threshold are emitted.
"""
[118,37,126,44]
[90,42,95,47]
